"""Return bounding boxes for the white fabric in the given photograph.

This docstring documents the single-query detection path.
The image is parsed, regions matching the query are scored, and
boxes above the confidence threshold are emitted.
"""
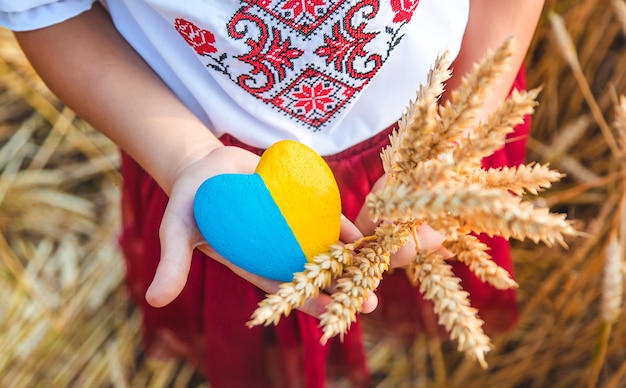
[0,0,95,31]
[0,0,470,155]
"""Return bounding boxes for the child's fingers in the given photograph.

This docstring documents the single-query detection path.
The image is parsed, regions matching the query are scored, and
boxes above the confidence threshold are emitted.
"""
[361,291,379,314]
[340,214,363,243]
[339,216,380,314]
[145,199,197,308]
[353,176,387,236]
[413,223,448,252]
[351,173,454,268]
[321,278,380,314]
[389,224,454,268]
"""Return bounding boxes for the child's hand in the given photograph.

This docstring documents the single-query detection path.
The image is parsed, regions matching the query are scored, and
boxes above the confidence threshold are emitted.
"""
[145,145,378,317]
[145,145,260,308]
[354,175,454,269]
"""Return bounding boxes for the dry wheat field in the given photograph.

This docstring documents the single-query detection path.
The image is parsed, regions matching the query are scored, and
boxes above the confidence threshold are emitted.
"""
[1,1,626,387]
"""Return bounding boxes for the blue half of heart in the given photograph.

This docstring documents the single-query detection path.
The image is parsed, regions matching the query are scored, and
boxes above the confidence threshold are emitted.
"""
[193,173,307,281]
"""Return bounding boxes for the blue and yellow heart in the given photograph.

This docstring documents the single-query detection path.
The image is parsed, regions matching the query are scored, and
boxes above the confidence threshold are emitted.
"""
[193,140,341,282]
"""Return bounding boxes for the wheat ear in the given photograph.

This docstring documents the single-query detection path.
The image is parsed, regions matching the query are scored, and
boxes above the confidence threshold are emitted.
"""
[408,249,492,368]
[247,245,350,327]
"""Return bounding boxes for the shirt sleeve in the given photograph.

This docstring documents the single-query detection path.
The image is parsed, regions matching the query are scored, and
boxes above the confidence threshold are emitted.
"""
[0,0,97,31]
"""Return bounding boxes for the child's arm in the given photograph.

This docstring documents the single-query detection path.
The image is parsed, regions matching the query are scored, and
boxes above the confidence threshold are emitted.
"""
[356,0,545,265]
[14,3,225,195]
[13,3,256,306]
[14,4,377,315]
[442,0,545,122]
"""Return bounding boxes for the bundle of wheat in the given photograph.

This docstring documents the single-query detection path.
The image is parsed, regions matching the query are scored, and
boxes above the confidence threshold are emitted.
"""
[249,38,578,371]
[356,2,626,387]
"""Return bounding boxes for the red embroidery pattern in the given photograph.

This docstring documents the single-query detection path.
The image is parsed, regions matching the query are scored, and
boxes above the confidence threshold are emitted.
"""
[253,0,343,35]
[293,81,335,115]
[174,18,217,55]
[174,1,420,130]
[391,0,420,23]
[281,0,327,20]
[229,12,304,94]
[314,0,381,79]
[272,68,356,127]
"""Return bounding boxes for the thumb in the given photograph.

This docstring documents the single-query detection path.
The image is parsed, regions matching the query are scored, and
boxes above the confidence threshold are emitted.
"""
[354,175,387,235]
[145,204,196,307]
[340,214,363,243]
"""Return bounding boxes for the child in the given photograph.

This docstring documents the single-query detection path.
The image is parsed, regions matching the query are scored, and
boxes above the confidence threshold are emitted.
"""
[1,0,544,386]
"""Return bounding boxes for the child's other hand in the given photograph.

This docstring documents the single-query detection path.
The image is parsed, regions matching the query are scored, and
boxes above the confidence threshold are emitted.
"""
[337,215,379,314]
[354,175,454,269]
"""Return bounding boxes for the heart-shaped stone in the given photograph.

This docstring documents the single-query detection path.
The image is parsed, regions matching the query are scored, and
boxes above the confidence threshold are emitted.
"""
[193,140,341,281]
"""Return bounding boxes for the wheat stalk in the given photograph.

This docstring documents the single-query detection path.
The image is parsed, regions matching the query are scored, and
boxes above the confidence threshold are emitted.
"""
[611,0,626,37]
[602,234,623,323]
[550,12,621,159]
[445,234,518,290]
[437,37,513,149]
[615,96,626,157]
[589,94,626,388]
[466,162,563,196]
[319,242,390,343]
[407,249,492,369]
[453,88,540,167]
[247,245,350,326]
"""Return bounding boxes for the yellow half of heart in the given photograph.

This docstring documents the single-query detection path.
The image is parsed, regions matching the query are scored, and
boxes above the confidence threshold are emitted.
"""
[255,140,341,260]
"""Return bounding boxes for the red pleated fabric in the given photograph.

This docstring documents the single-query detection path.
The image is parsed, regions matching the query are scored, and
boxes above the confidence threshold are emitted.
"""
[119,69,529,387]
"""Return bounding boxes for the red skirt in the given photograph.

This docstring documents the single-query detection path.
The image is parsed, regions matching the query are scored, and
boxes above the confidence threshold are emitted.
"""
[119,71,529,387]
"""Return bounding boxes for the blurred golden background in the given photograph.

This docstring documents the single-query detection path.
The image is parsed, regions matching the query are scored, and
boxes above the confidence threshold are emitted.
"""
[1,1,625,386]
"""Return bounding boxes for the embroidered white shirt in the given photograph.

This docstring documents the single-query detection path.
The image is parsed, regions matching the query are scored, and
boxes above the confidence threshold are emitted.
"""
[0,0,469,155]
